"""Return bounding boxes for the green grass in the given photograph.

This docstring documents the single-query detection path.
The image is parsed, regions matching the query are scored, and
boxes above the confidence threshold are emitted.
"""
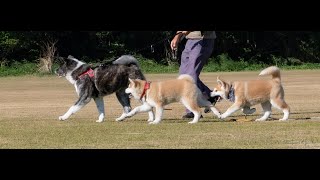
[1,117,320,149]
[1,55,320,77]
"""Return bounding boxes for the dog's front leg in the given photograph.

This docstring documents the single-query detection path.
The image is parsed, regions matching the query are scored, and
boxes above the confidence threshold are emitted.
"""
[94,97,105,123]
[115,90,132,121]
[116,103,152,121]
[220,103,242,119]
[210,106,222,118]
[59,97,91,121]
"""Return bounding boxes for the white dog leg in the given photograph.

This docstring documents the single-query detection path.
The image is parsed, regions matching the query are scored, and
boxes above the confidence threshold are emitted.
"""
[116,103,152,122]
[188,111,201,124]
[279,109,290,121]
[116,106,131,121]
[255,111,271,121]
[116,113,127,122]
[94,97,105,123]
[220,103,241,119]
[270,99,290,121]
[210,106,221,118]
[256,101,271,121]
[59,104,84,121]
[149,106,163,124]
[147,109,154,122]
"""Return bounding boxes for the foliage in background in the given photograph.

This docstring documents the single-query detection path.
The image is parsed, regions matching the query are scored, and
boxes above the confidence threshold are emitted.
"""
[1,31,320,76]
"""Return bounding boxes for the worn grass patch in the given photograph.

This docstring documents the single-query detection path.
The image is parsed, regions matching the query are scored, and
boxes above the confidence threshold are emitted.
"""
[1,70,320,149]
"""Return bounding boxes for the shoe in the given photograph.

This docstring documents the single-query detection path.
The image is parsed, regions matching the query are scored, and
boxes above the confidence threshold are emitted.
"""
[182,112,203,119]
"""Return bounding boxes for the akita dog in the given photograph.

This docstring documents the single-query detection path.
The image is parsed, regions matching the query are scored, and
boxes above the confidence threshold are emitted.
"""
[117,74,221,124]
[210,66,290,121]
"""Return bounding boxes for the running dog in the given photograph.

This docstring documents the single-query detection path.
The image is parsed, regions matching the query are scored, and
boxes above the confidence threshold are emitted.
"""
[55,55,146,122]
[210,66,290,121]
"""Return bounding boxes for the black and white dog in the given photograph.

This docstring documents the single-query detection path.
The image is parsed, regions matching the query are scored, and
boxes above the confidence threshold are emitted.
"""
[55,55,146,122]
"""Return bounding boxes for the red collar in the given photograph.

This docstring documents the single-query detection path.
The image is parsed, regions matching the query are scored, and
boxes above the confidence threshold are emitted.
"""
[140,81,151,100]
[79,68,94,79]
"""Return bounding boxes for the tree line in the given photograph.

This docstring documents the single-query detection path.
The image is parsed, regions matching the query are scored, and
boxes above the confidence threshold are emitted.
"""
[1,31,319,67]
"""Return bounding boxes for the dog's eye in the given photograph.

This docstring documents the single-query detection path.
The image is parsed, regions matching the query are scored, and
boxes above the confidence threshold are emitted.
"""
[214,89,218,92]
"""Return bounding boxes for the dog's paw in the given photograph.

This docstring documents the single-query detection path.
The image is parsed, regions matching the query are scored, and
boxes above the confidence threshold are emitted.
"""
[147,118,154,122]
[116,117,125,122]
[255,118,267,121]
[148,121,160,125]
[96,119,105,123]
[116,113,128,122]
[59,116,67,121]
[188,121,198,124]
[279,118,289,121]
[219,114,227,119]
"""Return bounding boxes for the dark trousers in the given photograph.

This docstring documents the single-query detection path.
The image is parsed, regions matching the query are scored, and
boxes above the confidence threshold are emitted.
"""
[179,38,215,113]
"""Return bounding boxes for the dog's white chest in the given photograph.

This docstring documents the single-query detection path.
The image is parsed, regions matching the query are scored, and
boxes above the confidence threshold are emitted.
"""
[66,73,76,84]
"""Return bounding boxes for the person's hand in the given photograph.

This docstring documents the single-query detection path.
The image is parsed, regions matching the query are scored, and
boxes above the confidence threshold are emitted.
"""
[170,36,180,50]
[170,31,190,50]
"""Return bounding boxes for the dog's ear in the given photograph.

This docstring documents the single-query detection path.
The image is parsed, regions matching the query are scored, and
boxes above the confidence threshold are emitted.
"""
[128,78,135,86]
[67,55,75,59]
[217,76,225,88]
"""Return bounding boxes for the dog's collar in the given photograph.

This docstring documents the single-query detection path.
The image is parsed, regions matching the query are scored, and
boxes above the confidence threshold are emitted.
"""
[227,85,235,102]
[79,68,94,79]
[140,81,151,100]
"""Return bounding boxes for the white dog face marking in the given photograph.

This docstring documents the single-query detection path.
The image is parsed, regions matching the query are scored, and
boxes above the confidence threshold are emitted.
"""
[125,78,143,100]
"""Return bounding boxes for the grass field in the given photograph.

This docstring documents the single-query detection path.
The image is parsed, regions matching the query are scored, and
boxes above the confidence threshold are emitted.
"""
[1,69,320,149]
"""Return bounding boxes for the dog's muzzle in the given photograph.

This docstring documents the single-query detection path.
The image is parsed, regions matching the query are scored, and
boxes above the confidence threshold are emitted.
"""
[55,70,66,78]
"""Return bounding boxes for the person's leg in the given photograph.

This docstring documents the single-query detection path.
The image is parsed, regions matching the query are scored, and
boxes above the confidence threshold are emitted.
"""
[179,39,214,117]
[191,39,214,98]
[179,40,198,115]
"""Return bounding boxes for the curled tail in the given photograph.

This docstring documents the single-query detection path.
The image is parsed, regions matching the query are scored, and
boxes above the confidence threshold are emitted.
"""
[112,55,140,68]
[113,55,146,80]
[259,66,281,82]
[178,74,195,83]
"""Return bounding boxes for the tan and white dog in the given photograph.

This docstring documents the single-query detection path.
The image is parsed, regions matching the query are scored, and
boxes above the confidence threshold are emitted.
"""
[117,74,221,124]
[210,66,290,121]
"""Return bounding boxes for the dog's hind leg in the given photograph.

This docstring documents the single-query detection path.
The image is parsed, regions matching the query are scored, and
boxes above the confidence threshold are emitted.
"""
[256,101,272,121]
[270,98,290,121]
[149,105,164,124]
[115,90,132,121]
[94,97,105,123]
[182,98,202,124]
[59,95,92,121]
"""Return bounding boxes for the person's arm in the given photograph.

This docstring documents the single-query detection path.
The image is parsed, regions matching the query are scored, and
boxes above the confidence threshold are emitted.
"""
[170,31,190,50]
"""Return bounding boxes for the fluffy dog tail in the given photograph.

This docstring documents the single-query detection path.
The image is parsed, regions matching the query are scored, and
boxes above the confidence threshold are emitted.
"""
[259,66,281,82]
[178,74,195,83]
[112,55,140,68]
[113,55,146,80]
